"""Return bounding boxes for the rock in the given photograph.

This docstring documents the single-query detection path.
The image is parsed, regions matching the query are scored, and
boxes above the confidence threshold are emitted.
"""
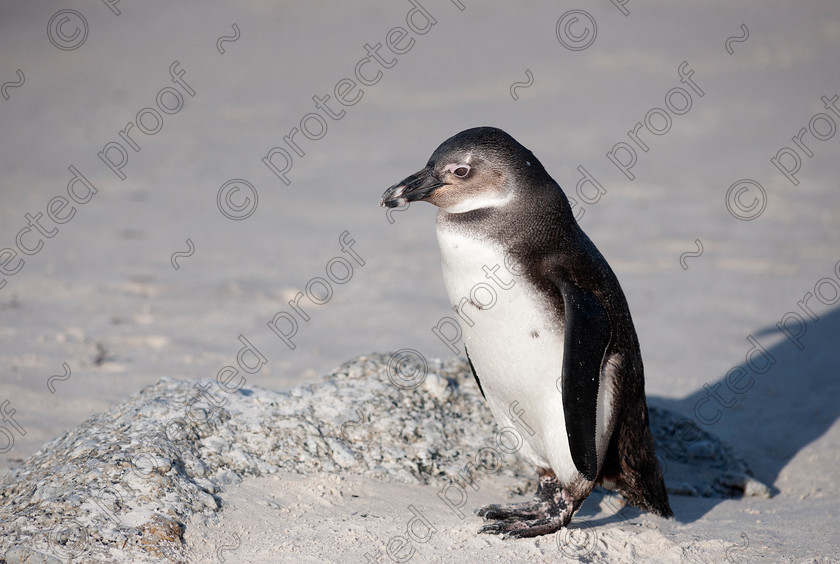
[0,353,770,562]
[4,545,62,564]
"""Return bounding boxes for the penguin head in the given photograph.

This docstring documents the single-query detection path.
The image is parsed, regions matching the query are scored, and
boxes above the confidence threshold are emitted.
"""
[381,127,544,214]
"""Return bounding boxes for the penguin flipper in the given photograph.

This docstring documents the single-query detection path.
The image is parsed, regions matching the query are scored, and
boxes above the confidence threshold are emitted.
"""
[465,345,486,399]
[557,279,611,482]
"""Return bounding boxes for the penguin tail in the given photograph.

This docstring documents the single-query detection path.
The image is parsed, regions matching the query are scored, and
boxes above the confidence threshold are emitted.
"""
[603,402,674,518]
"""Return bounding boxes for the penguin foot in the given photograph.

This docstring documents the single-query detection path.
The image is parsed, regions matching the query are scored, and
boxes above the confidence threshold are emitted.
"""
[475,498,551,520]
[475,470,577,538]
[477,512,572,538]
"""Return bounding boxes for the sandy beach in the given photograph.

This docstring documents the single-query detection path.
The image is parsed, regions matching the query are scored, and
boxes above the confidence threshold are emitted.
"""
[1,1,839,562]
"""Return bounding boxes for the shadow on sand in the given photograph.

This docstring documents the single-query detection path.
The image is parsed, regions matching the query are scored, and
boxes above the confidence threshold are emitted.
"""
[645,304,840,522]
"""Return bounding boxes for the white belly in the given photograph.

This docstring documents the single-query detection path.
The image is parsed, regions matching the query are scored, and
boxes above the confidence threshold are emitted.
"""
[436,227,586,481]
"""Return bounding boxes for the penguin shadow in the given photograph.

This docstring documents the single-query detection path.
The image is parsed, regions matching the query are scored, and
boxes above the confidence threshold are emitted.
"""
[648,305,840,522]
[572,489,645,528]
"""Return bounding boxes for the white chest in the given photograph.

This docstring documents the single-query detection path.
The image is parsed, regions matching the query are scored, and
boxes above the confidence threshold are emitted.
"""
[436,227,577,473]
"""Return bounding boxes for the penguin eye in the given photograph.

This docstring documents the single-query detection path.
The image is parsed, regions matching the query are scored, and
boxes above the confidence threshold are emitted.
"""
[443,162,471,178]
[452,165,470,178]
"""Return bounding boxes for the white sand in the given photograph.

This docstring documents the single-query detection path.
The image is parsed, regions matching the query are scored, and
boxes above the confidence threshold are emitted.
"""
[2,0,839,561]
[183,472,737,563]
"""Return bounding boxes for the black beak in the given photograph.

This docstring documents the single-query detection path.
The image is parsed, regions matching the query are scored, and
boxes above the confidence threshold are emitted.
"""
[380,167,445,208]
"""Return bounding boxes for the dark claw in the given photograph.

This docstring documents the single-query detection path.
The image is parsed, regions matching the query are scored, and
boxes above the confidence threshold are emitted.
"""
[478,520,518,536]
[474,504,495,517]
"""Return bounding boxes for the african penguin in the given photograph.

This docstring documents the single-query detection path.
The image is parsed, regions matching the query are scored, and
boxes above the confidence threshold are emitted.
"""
[380,126,672,538]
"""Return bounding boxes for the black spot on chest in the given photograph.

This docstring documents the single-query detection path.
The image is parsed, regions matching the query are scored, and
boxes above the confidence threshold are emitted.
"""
[530,330,539,339]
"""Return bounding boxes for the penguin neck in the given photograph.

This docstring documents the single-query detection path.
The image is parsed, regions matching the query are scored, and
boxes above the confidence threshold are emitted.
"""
[435,204,506,240]
[436,182,576,243]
